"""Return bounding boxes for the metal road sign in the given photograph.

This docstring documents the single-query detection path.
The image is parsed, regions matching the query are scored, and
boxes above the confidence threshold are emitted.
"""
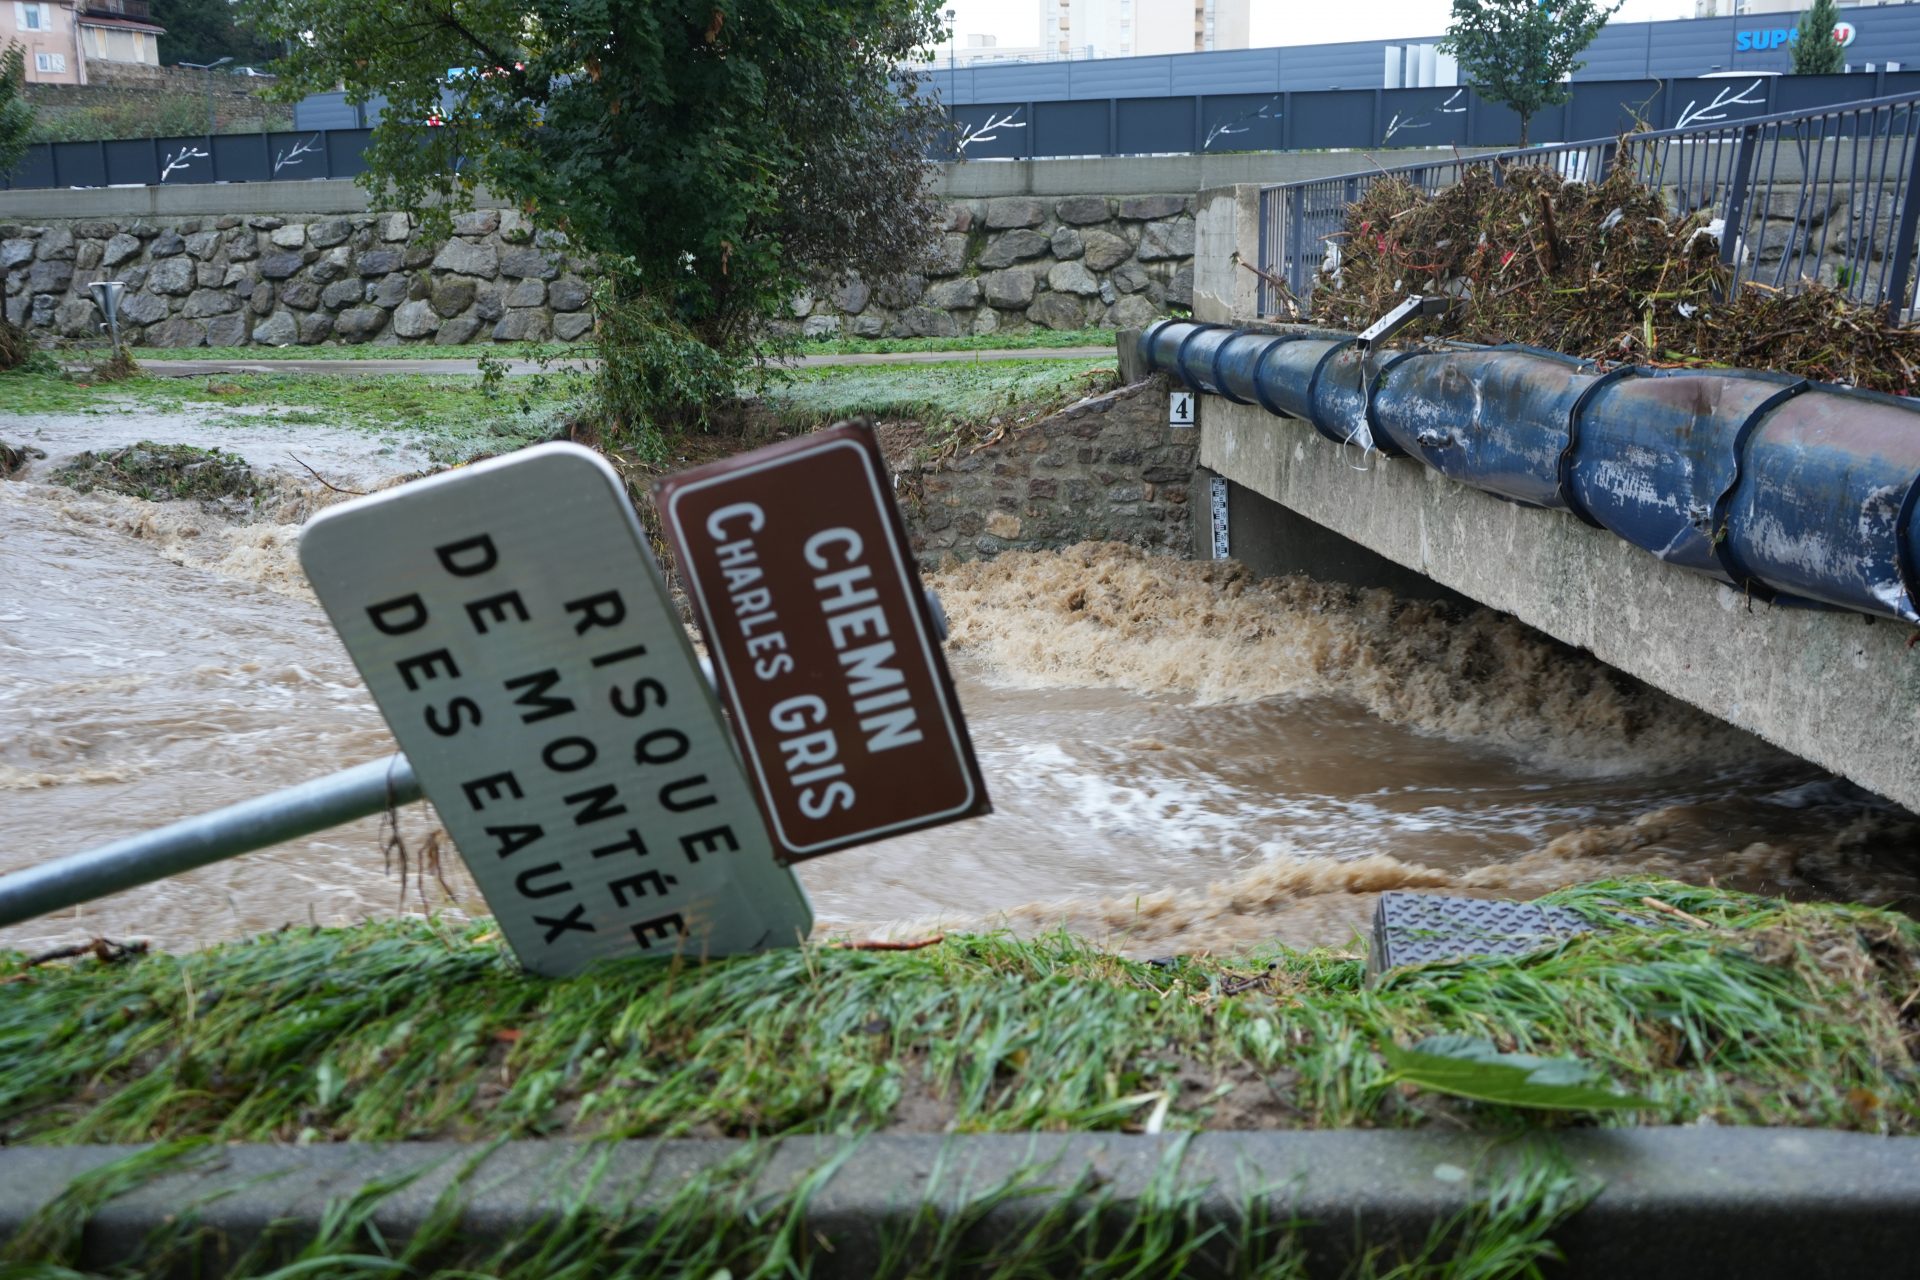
[299,443,811,975]
[654,424,990,862]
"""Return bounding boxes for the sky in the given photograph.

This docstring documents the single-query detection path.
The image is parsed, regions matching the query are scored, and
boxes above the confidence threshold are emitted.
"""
[944,0,1703,53]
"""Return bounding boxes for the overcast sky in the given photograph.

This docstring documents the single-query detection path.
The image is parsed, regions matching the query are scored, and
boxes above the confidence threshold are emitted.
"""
[945,0,1703,51]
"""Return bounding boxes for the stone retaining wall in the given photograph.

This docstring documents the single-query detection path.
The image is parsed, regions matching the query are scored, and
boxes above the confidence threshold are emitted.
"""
[1,193,1195,349]
[895,375,1193,562]
[794,194,1195,341]
[1,209,594,348]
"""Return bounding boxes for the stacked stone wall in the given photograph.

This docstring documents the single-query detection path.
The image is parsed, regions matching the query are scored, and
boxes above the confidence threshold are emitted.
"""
[897,376,1193,562]
[796,194,1196,340]
[1,192,1195,349]
[1,209,595,348]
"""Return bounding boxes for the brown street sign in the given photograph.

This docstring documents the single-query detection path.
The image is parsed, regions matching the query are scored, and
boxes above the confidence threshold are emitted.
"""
[299,443,812,976]
[654,424,990,861]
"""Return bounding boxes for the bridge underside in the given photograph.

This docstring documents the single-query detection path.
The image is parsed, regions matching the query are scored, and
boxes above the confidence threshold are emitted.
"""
[1197,396,1920,815]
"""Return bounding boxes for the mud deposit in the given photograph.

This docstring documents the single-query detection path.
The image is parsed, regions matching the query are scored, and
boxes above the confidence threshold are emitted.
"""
[4,412,1916,957]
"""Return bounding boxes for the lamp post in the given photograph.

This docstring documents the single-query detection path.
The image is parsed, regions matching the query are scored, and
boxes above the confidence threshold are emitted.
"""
[946,8,957,152]
[177,57,233,136]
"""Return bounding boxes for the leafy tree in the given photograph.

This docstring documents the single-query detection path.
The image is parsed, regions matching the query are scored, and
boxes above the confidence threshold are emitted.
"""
[1793,0,1846,75]
[0,44,30,370]
[153,0,279,68]
[0,43,30,178]
[1439,0,1624,147]
[239,0,946,439]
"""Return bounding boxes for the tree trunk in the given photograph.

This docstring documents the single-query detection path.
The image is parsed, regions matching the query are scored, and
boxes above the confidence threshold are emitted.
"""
[1519,113,1531,149]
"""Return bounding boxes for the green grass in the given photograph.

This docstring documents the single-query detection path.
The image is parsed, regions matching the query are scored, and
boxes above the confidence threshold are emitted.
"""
[764,356,1118,428]
[121,330,1118,363]
[0,366,566,463]
[130,342,578,363]
[0,880,1912,1148]
[794,327,1117,356]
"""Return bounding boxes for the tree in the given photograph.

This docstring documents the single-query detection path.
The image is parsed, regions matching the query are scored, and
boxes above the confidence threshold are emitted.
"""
[238,0,946,438]
[1439,0,1624,147]
[153,0,279,68]
[0,45,30,371]
[1793,0,1846,75]
[0,43,30,178]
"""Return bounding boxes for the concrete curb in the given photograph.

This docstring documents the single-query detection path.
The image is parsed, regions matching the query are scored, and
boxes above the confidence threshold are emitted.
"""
[2,1131,1916,1276]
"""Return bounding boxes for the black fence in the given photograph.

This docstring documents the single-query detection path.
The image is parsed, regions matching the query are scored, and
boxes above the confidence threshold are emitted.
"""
[1258,89,1920,317]
[7,73,1920,190]
[1,129,372,191]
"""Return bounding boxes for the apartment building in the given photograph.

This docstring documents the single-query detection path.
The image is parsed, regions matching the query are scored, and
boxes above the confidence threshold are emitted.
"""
[4,0,84,84]
[1041,0,1250,60]
[2,0,164,85]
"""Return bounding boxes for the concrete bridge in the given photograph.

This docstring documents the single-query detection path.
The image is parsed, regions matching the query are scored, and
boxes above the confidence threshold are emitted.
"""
[1161,186,1920,816]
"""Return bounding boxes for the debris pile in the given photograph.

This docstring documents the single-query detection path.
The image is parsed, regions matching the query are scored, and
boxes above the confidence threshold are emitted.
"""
[53,441,263,506]
[1311,159,1920,395]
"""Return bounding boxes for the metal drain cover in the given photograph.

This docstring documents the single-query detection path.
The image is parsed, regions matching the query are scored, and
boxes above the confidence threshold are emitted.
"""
[1368,893,1598,980]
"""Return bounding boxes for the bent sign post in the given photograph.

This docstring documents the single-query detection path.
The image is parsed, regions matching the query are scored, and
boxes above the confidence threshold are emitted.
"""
[655,424,990,861]
[299,443,812,976]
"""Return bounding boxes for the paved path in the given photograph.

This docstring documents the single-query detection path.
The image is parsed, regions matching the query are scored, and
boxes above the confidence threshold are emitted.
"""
[133,345,1114,378]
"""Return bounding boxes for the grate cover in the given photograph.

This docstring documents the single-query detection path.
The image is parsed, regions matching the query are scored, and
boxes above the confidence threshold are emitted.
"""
[1368,892,1598,980]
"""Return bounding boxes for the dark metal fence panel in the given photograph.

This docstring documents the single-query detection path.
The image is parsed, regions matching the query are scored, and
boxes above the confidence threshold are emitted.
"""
[49,140,109,188]
[1202,93,1286,152]
[101,138,158,187]
[1033,99,1108,157]
[1259,90,1920,317]
[324,128,373,179]
[950,103,1030,160]
[13,78,1920,192]
[267,131,330,179]
[1114,96,1193,155]
[211,133,273,185]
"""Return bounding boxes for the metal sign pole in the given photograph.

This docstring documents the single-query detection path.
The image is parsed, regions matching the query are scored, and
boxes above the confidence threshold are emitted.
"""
[0,755,419,930]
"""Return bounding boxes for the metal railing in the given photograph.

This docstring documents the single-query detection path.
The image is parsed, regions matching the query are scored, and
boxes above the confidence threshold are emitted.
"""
[1258,89,1920,316]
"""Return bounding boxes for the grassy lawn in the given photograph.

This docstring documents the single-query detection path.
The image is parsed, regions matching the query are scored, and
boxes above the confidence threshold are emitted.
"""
[762,356,1117,428]
[1,356,1117,464]
[128,342,579,363]
[0,365,565,463]
[1,879,1911,1146]
[1,878,1907,1276]
[120,329,1119,363]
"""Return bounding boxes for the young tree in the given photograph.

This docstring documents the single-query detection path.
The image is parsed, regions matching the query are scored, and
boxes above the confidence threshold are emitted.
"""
[239,0,946,436]
[1439,0,1624,147]
[0,45,30,370]
[1793,0,1846,75]
[0,43,30,178]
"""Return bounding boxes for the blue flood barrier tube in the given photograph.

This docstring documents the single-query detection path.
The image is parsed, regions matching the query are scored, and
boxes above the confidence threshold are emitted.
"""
[1722,385,1920,621]
[1370,347,1593,509]
[1558,364,1642,531]
[1571,370,1798,579]
[1138,320,1920,624]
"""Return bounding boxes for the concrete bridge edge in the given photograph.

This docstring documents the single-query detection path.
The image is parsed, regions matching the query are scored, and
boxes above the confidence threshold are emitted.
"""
[1180,186,1920,815]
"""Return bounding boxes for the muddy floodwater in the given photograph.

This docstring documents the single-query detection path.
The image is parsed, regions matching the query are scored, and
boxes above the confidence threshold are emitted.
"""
[5,407,1918,957]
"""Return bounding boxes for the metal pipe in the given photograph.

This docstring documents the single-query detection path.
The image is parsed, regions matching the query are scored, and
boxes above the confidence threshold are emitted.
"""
[1141,320,1920,624]
[0,755,419,930]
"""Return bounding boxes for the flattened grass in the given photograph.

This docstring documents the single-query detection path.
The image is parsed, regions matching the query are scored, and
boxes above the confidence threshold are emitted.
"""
[1,880,1913,1146]
[763,357,1118,429]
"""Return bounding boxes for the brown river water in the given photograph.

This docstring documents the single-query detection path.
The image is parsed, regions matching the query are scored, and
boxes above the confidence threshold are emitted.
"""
[5,408,1919,957]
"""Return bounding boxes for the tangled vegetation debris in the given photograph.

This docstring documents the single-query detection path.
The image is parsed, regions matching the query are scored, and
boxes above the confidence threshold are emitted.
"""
[51,441,264,505]
[1311,160,1920,395]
